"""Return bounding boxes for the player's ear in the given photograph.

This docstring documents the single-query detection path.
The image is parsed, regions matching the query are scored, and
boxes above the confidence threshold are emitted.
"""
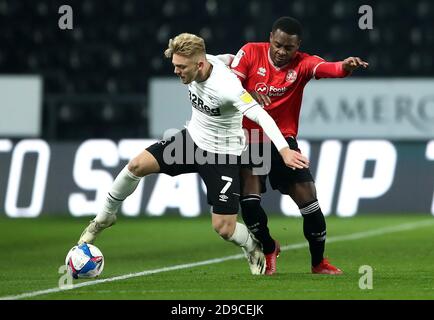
[269,32,273,42]
[293,35,301,50]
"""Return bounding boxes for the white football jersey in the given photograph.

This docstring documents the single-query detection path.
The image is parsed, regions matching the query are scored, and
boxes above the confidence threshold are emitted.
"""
[186,54,258,155]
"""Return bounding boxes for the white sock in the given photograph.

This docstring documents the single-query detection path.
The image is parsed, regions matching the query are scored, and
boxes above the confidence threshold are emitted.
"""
[95,165,141,223]
[228,222,257,253]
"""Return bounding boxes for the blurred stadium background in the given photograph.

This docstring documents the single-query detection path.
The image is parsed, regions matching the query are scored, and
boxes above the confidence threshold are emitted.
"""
[0,0,433,218]
[1,0,434,301]
[0,0,432,139]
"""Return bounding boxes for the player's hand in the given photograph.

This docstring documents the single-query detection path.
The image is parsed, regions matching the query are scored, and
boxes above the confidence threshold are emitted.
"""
[249,91,271,107]
[342,57,369,72]
[279,147,309,170]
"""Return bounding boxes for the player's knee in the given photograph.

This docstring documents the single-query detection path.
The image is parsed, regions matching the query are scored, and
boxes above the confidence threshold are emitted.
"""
[127,158,143,177]
[212,218,236,240]
[240,195,268,227]
[128,153,158,177]
[292,182,317,206]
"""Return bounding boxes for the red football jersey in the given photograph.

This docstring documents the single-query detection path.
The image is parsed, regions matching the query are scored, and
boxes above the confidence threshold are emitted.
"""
[231,42,325,140]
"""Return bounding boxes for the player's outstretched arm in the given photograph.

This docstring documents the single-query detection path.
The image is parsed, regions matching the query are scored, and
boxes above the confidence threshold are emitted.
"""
[314,57,368,78]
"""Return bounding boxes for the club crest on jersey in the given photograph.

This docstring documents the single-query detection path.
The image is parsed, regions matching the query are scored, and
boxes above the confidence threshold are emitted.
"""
[257,67,266,76]
[207,95,219,105]
[231,49,245,68]
[255,82,269,95]
[286,69,297,83]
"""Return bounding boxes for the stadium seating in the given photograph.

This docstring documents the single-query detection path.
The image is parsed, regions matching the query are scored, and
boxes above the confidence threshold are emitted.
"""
[0,0,431,140]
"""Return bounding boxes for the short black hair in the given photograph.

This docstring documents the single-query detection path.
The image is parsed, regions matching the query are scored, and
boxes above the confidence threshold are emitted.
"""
[272,17,302,38]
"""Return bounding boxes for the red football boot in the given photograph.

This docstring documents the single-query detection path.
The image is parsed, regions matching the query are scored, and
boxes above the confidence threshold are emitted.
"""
[311,258,343,275]
[265,240,281,275]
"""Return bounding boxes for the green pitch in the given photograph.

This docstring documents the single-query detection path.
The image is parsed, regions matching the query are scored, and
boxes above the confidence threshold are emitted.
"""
[1,214,434,300]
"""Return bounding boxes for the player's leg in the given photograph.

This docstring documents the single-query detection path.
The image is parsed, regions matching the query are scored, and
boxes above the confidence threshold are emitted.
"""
[287,181,342,275]
[211,212,265,275]
[78,129,194,244]
[78,149,160,244]
[267,136,341,274]
[287,182,324,266]
[240,167,280,275]
[199,158,265,275]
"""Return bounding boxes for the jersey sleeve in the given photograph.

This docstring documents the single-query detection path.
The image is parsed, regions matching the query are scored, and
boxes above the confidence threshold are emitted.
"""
[230,44,252,82]
[216,54,235,66]
[303,54,327,79]
[243,105,289,151]
[303,54,350,79]
[224,81,258,114]
[314,62,351,79]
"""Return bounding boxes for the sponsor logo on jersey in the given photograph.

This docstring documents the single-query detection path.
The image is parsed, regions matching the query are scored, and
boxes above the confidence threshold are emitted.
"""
[240,91,254,104]
[286,69,297,83]
[257,67,266,76]
[268,85,288,97]
[255,83,287,97]
[255,83,269,95]
[189,90,221,116]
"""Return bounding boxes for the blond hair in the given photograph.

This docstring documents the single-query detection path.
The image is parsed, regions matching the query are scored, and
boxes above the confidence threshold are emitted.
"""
[164,33,206,59]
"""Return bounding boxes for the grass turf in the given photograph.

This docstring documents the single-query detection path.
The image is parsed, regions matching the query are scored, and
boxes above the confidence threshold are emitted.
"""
[0,214,434,300]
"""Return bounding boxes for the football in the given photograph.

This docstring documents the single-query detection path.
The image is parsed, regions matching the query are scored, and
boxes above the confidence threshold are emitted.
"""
[65,243,104,279]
